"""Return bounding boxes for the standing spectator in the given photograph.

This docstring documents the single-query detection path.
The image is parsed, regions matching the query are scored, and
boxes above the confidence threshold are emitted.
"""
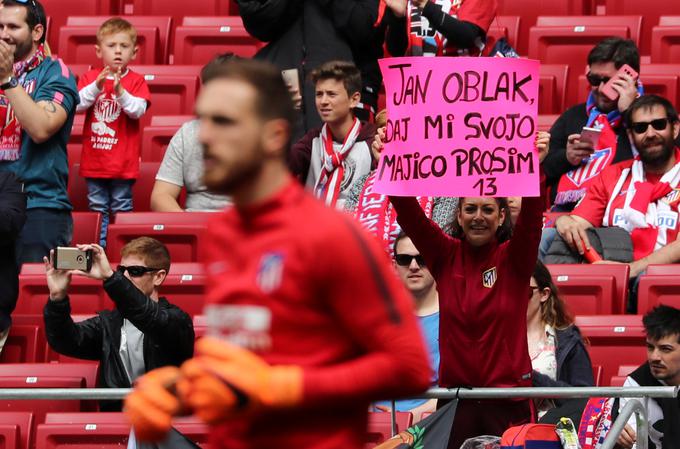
[123,58,431,449]
[0,0,79,264]
[236,0,383,138]
[0,171,26,354]
[77,18,151,245]
[43,237,194,411]
[374,232,440,422]
[528,260,593,417]
[543,38,642,211]
[373,130,549,448]
[382,0,497,57]
[289,60,376,209]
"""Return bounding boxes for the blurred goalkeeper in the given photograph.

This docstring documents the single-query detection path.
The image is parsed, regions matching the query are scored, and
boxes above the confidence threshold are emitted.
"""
[124,58,431,449]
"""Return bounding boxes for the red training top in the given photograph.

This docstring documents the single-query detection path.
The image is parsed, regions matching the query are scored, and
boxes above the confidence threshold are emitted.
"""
[390,180,545,390]
[79,68,151,179]
[203,178,431,449]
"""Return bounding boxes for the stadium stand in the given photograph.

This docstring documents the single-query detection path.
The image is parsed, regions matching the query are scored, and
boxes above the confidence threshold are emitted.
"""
[651,16,680,63]
[71,212,103,246]
[0,325,42,364]
[366,412,413,448]
[547,264,630,315]
[40,0,119,53]
[0,412,33,449]
[128,0,237,26]
[141,115,193,162]
[538,64,569,114]
[485,16,521,52]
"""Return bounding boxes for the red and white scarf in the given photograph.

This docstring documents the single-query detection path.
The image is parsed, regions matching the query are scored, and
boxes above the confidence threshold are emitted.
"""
[354,171,434,256]
[407,0,483,56]
[603,157,680,260]
[0,44,47,161]
[314,119,362,207]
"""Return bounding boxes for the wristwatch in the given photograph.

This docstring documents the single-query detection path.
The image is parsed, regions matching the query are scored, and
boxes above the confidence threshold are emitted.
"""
[0,76,18,91]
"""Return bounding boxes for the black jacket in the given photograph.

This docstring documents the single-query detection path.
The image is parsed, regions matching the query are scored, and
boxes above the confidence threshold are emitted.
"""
[532,325,594,390]
[236,0,383,138]
[43,271,194,410]
[0,172,26,332]
[542,103,636,210]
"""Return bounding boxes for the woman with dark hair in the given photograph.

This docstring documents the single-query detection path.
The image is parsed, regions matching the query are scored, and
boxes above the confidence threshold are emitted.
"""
[528,260,594,416]
[373,131,549,448]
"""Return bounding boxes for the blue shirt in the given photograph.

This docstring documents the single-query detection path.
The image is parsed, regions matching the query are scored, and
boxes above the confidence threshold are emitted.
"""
[375,311,440,411]
[0,57,78,210]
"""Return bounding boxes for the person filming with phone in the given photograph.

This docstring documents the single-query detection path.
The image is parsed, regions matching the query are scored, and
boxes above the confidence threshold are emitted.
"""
[43,237,194,411]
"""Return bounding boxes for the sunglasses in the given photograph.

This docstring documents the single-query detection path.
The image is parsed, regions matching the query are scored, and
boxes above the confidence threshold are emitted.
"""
[586,72,611,87]
[117,265,163,278]
[630,118,670,134]
[528,286,540,299]
[394,254,426,268]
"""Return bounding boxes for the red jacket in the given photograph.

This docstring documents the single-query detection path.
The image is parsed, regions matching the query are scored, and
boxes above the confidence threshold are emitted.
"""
[203,178,431,449]
[390,181,544,390]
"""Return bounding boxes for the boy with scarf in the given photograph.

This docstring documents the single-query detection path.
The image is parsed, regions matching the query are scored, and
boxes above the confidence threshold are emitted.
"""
[289,60,376,210]
[543,38,642,212]
[0,0,79,264]
[77,18,151,246]
[616,305,680,449]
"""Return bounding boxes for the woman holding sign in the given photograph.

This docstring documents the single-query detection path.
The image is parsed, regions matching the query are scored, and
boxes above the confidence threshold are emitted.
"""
[373,130,549,448]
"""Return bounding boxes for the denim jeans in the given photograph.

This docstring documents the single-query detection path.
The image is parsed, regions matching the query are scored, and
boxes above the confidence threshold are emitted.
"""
[86,178,134,246]
[16,208,72,265]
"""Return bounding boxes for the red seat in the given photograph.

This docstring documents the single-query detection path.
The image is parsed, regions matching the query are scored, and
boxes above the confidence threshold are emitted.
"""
[40,0,119,54]
[617,365,639,376]
[575,315,647,387]
[58,23,163,66]
[366,412,413,447]
[17,265,106,315]
[528,16,642,108]
[496,0,587,55]
[637,275,680,313]
[107,212,211,263]
[128,66,200,129]
[0,325,43,364]
[0,412,32,449]
[646,264,680,275]
[130,0,235,28]
[485,16,521,52]
[592,364,603,386]
[603,0,680,54]
[651,17,680,63]
[173,17,264,65]
[141,115,193,162]
[67,115,85,169]
[65,64,92,83]
[71,212,102,245]
[538,65,569,115]
[610,375,627,386]
[157,263,206,317]
[547,264,630,315]
[537,114,559,133]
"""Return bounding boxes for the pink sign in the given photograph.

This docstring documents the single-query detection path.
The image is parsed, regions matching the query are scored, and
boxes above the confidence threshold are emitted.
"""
[375,57,540,197]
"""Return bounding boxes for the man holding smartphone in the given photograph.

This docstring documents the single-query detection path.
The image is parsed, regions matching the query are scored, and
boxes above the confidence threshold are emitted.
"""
[542,38,641,213]
[43,237,194,410]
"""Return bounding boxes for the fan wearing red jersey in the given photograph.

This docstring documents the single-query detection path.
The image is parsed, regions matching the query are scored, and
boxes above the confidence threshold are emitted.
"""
[124,58,431,449]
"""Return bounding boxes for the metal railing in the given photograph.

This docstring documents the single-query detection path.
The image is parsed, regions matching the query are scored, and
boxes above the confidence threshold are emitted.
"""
[602,399,648,449]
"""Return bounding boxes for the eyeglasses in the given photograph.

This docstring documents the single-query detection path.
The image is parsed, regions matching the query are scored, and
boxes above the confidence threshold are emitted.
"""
[528,286,540,299]
[394,254,426,268]
[586,72,611,87]
[630,118,670,134]
[117,265,163,278]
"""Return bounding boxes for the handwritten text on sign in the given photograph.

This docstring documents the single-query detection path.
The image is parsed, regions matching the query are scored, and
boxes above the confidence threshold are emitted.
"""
[374,57,540,197]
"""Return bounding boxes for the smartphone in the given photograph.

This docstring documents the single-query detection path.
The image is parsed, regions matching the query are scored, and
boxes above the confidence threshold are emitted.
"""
[580,126,602,146]
[54,247,92,271]
[601,64,639,101]
[281,69,300,94]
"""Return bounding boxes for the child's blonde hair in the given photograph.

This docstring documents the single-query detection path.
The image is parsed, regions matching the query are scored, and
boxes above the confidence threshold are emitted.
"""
[97,17,137,44]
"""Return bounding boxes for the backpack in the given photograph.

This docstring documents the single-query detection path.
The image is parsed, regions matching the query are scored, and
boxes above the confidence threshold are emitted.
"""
[500,424,561,449]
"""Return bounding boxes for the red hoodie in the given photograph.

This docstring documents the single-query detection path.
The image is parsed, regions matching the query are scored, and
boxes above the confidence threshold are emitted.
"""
[390,180,544,390]
[203,178,431,449]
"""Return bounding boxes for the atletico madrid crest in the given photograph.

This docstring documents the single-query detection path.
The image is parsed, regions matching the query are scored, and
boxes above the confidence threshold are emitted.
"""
[482,267,497,288]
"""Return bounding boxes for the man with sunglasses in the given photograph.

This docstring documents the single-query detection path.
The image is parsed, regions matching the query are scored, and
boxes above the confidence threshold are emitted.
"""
[43,237,194,410]
[542,38,641,213]
[0,0,79,265]
[556,95,680,289]
[374,232,440,422]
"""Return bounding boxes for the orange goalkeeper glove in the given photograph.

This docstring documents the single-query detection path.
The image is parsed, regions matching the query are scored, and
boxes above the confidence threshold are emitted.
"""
[124,366,182,442]
[176,337,303,424]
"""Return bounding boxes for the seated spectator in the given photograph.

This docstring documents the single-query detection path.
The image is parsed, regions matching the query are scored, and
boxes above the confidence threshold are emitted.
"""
[43,237,194,410]
[151,55,233,212]
[0,172,26,354]
[374,232,439,422]
[382,0,496,57]
[289,61,376,209]
[554,95,680,281]
[543,38,641,212]
[615,305,680,449]
[528,260,594,417]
